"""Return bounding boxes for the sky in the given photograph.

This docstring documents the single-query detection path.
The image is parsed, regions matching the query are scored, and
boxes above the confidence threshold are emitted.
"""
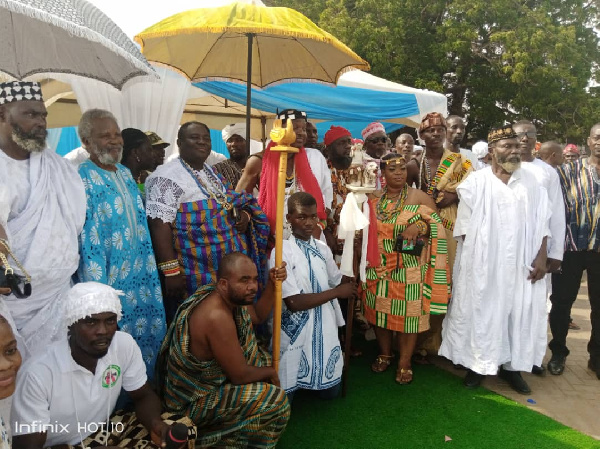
[88,0,264,38]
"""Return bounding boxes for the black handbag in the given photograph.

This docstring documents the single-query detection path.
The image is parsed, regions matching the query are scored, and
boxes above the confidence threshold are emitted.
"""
[0,267,31,298]
[394,234,426,257]
[0,241,31,298]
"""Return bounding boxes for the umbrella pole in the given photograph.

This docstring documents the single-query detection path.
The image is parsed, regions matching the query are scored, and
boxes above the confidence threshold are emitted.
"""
[245,33,254,155]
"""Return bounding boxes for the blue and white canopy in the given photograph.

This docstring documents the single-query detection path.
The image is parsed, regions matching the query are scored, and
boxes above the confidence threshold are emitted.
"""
[194,70,448,137]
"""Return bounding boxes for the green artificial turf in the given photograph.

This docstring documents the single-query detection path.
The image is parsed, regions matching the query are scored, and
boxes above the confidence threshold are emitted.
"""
[277,343,600,449]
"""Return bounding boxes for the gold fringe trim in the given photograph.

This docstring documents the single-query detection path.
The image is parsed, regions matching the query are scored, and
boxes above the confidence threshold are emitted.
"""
[135,27,368,70]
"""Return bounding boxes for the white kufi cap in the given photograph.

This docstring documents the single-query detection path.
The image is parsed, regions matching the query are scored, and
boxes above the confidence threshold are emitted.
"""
[222,123,247,143]
[472,141,489,159]
[65,282,123,328]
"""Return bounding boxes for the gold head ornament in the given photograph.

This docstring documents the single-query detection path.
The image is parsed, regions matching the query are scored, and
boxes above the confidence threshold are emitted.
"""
[270,119,296,147]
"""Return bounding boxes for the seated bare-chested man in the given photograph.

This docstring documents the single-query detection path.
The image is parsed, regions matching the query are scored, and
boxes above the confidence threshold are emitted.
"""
[158,252,290,448]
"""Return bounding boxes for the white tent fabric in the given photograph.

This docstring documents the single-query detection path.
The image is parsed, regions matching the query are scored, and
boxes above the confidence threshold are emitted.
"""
[70,65,190,155]
[336,70,447,127]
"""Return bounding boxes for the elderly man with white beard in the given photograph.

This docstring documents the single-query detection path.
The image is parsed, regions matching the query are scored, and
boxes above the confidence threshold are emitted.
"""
[0,81,86,357]
[76,109,166,379]
[439,125,552,395]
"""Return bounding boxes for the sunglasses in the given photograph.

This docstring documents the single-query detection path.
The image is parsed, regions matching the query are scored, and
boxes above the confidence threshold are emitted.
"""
[367,136,387,144]
[516,131,536,139]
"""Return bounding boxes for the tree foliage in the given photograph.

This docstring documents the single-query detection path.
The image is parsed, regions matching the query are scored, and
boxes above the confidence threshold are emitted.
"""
[267,0,600,143]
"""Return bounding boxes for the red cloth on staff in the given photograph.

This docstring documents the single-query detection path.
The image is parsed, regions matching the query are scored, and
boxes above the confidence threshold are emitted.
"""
[258,141,326,232]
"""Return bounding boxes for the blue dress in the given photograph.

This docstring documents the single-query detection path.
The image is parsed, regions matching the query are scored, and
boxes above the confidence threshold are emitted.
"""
[78,160,166,378]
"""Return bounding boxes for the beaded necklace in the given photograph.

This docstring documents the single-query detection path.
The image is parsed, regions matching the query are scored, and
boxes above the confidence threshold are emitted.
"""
[376,184,408,221]
[285,166,297,192]
[180,158,232,210]
[418,153,432,191]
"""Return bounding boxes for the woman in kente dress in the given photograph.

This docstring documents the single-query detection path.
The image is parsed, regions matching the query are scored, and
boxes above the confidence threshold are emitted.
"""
[362,153,450,384]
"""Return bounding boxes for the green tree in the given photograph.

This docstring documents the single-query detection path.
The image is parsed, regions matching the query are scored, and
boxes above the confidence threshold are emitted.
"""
[267,0,600,143]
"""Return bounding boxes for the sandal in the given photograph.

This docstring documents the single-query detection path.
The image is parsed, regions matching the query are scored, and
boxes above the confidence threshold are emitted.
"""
[396,368,413,385]
[371,355,393,373]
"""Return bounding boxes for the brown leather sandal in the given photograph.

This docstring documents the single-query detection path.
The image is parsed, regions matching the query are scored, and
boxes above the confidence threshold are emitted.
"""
[371,354,393,373]
[395,368,413,385]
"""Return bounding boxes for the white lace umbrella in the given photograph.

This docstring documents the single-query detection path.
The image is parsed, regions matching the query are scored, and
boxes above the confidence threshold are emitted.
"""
[0,0,156,89]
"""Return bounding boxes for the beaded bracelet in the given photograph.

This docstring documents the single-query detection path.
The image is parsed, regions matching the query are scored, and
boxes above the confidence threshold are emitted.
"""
[415,220,428,236]
[158,259,179,272]
[163,267,181,277]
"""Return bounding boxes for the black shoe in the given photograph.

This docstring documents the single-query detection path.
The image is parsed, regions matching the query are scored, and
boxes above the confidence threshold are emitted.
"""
[463,369,484,389]
[588,359,600,380]
[498,368,531,395]
[531,365,546,376]
[547,354,566,375]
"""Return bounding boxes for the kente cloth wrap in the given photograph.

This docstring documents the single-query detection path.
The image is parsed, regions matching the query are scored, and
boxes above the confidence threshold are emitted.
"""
[258,141,326,232]
[362,203,450,333]
[67,411,197,449]
[423,149,473,231]
[157,285,290,448]
[173,191,269,297]
[77,160,166,378]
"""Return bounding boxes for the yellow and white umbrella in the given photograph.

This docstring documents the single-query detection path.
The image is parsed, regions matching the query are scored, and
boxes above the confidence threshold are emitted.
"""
[135,2,369,371]
[134,2,369,147]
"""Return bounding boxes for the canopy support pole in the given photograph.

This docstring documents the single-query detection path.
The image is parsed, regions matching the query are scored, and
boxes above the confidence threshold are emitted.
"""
[245,33,254,155]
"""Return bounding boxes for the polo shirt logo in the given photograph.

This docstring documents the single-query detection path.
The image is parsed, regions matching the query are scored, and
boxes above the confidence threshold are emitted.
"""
[101,365,121,388]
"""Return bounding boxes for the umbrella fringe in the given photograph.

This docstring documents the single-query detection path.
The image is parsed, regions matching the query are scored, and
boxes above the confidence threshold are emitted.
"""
[0,0,155,78]
[190,64,365,88]
[258,66,365,88]
[135,27,369,68]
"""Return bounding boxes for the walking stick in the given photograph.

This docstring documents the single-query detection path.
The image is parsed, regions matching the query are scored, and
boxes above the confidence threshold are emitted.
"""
[269,119,298,371]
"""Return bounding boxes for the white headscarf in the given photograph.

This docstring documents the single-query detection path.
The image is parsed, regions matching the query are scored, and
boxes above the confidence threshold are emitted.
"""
[64,282,123,328]
[222,123,247,143]
[472,141,489,159]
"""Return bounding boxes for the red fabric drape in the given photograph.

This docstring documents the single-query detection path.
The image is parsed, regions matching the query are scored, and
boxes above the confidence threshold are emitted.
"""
[258,141,326,232]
